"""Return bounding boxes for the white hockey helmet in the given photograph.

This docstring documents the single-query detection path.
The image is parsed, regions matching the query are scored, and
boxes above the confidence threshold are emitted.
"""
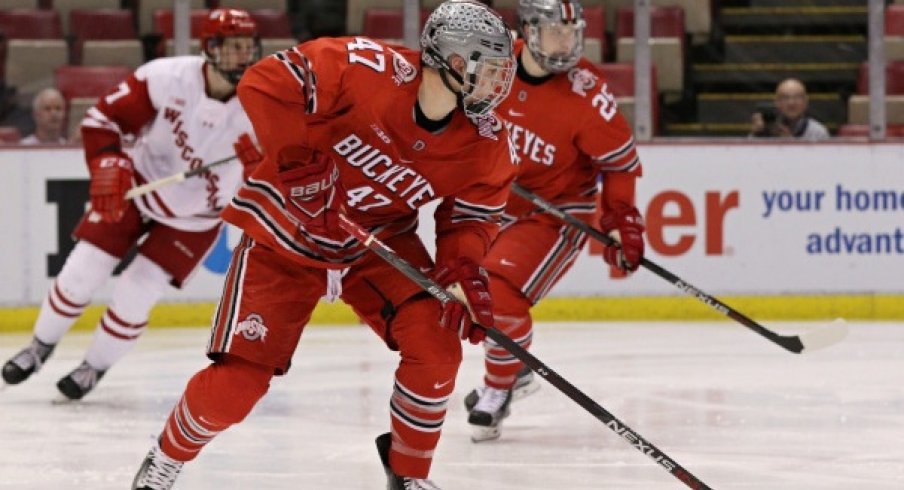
[420,0,516,118]
[518,0,585,73]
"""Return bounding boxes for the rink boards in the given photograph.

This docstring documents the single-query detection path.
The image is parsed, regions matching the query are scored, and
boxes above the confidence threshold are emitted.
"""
[0,142,901,329]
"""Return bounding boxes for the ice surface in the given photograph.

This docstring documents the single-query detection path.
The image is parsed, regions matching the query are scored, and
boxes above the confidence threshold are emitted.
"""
[1,321,902,489]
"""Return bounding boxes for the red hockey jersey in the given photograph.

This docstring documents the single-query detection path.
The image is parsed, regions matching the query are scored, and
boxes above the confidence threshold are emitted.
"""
[229,37,517,268]
[498,40,642,219]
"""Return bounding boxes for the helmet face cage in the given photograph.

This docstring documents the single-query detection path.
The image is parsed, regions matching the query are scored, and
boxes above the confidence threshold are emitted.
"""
[201,9,261,85]
[420,0,516,117]
[518,0,585,73]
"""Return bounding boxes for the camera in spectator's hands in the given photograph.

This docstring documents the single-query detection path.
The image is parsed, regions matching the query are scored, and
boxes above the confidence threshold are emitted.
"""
[756,102,777,126]
[751,101,782,137]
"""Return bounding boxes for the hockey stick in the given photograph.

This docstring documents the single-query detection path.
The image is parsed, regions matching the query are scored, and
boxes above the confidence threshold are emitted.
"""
[510,183,848,354]
[124,154,238,200]
[336,214,713,490]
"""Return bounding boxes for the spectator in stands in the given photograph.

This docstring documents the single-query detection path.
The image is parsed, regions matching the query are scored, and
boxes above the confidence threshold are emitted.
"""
[750,78,829,141]
[20,88,67,145]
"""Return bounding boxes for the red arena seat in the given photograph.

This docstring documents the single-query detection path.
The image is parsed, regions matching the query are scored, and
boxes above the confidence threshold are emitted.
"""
[361,8,430,41]
[856,61,904,95]
[55,65,133,101]
[885,5,904,36]
[0,9,63,39]
[250,9,293,38]
[153,9,210,38]
[70,9,137,41]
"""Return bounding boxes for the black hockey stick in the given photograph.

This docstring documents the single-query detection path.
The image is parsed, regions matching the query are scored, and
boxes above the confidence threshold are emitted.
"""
[124,154,238,200]
[337,214,713,490]
[510,183,847,354]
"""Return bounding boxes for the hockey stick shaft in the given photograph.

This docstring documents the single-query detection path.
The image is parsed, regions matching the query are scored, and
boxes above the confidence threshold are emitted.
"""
[336,214,712,490]
[124,154,238,200]
[511,183,812,353]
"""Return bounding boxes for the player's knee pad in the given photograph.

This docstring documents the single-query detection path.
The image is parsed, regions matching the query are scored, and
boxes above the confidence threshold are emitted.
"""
[393,297,462,366]
[190,356,272,425]
[488,272,531,333]
[55,241,120,304]
[109,254,171,322]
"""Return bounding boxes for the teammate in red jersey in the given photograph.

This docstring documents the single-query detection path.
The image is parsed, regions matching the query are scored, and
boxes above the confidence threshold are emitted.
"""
[1,8,262,401]
[462,0,646,442]
[131,2,517,489]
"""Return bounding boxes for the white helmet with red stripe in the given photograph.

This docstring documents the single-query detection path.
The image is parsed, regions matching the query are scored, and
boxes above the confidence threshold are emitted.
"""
[518,0,585,73]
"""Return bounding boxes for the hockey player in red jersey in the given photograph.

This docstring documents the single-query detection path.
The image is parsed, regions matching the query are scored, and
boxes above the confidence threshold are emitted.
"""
[131,2,517,489]
[462,0,647,442]
[1,9,263,400]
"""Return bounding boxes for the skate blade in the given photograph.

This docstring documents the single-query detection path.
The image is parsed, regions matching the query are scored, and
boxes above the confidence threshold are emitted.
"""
[511,377,541,401]
[470,424,501,443]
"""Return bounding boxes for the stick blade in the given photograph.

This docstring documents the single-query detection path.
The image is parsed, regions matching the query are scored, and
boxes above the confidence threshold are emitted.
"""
[798,318,848,353]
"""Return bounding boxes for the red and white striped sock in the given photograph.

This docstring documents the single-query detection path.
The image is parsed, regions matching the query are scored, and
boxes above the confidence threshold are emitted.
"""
[159,357,272,462]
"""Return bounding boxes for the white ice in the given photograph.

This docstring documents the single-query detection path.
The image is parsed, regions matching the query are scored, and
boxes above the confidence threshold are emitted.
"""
[1,321,903,489]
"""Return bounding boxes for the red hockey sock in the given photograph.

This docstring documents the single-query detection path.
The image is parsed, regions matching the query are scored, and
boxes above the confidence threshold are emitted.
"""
[387,297,462,479]
[159,355,272,462]
[484,278,533,390]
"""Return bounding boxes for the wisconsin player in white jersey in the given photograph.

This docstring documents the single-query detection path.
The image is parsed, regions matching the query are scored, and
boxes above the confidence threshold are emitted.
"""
[1,9,263,401]
[462,0,646,442]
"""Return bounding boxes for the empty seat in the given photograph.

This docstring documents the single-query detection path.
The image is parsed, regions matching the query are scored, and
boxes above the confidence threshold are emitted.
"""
[0,9,62,39]
[0,0,40,9]
[153,9,209,57]
[55,65,132,140]
[82,40,144,68]
[217,0,286,10]
[886,6,904,61]
[847,95,904,125]
[596,62,660,134]
[153,9,210,39]
[361,8,431,40]
[615,6,685,43]
[614,6,685,93]
[346,0,408,35]
[837,123,904,137]
[885,5,904,35]
[51,0,121,36]
[55,65,132,100]
[70,10,143,67]
[4,41,68,92]
[70,9,137,40]
[137,0,205,36]
[604,0,710,43]
[856,61,904,95]
[0,126,23,144]
[582,5,606,63]
[250,9,293,38]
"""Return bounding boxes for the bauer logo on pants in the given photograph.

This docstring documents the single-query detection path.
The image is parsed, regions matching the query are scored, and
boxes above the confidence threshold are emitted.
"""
[235,313,268,342]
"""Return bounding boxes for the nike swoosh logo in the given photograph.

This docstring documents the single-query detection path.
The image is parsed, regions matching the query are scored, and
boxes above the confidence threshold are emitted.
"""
[433,379,453,389]
[500,258,516,267]
[507,109,524,117]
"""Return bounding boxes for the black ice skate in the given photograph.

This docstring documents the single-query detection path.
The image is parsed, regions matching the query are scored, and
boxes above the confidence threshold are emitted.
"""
[132,440,184,490]
[2,337,56,385]
[467,386,513,443]
[56,361,106,400]
[463,365,539,412]
[375,432,442,490]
